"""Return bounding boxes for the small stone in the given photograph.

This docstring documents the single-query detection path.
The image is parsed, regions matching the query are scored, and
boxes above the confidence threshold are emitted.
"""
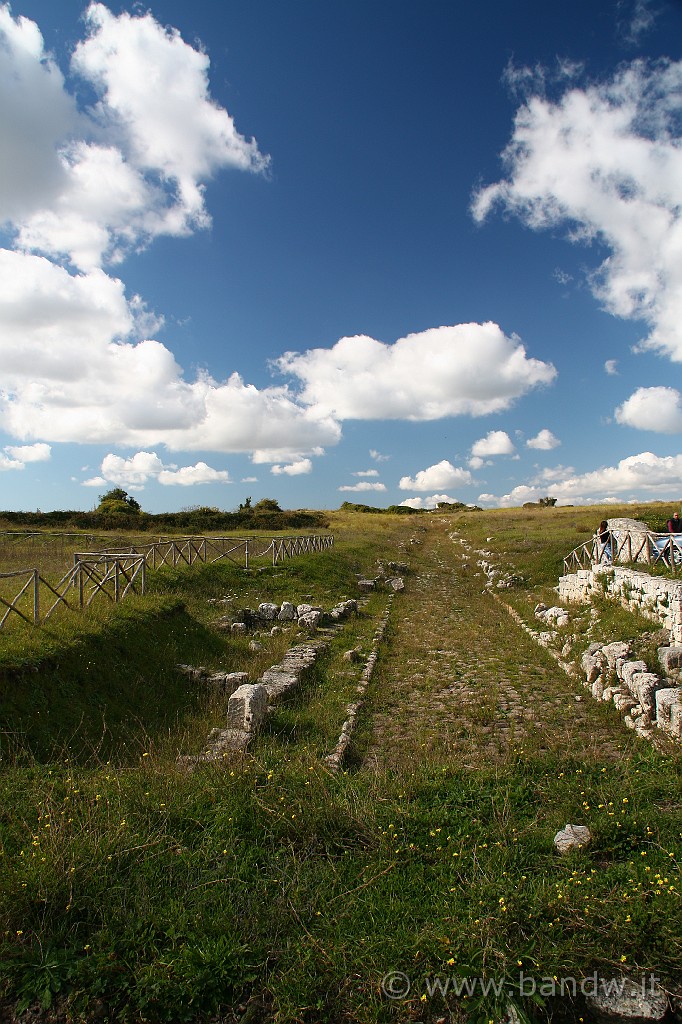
[554,824,591,854]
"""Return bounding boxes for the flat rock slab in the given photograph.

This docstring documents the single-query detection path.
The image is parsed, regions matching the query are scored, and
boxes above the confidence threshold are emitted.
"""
[586,976,668,1023]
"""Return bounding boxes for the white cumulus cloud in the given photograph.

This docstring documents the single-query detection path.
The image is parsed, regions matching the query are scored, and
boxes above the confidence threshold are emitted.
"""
[615,386,682,433]
[399,494,458,509]
[0,3,269,271]
[278,323,556,421]
[487,451,682,505]
[526,428,561,450]
[473,58,682,362]
[471,430,515,457]
[271,459,313,476]
[398,460,473,492]
[338,481,387,493]
[83,450,230,489]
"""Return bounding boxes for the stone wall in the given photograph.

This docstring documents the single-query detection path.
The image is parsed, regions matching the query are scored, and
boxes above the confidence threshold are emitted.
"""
[559,567,682,643]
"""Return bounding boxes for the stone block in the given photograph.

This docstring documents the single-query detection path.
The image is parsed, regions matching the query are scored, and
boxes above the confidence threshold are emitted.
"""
[602,641,632,670]
[658,645,682,675]
[655,687,682,732]
[258,602,279,621]
[582,651,605,683]
[298,610,321,630]
[227,683,268,734]
[278,602,296,621]
[670,703,682,739]
[621,660,648,691]
[585,975,667,1023]
[628,673,665,716]
[206,671,248,694]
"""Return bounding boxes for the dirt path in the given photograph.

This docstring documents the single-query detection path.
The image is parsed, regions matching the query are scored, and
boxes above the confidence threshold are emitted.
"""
[364,518,637,771]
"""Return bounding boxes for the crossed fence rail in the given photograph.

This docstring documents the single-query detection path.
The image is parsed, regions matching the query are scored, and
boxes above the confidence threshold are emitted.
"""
[563,530,682,574]
[0,534,333,630]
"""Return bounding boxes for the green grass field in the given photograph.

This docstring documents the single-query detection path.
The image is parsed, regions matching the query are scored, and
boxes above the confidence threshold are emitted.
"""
[0,505,680,1023]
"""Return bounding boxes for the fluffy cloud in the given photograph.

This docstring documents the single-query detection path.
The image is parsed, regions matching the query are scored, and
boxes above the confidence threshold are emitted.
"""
[0,441,52,471]
[83,450,230,489]
[0,250,340,452]
[278,323,556,421]
[1,3,269,270]
[615,386,682,433]
[271,459,313,476]
[487,451,682,505]
[338,481,387,492]
[398,460,473,492]
[4,442,51,462]
[605,360,619,375]
[399,494,457,510]
[473,59,682,362]
[526,428,560,450]
[157,462,230,486]
[471,430,515,457]
[353,469,380,477]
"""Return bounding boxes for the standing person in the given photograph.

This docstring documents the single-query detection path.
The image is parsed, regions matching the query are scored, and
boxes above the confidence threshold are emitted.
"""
[667,511,682,533]
[596,520,612,563]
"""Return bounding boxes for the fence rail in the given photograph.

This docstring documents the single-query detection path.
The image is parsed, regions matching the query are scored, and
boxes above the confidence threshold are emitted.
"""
[563,531,682,574]
[0,534,333,630]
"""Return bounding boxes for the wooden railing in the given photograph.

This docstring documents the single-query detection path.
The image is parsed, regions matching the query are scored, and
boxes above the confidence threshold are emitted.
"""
[0,554,146,628]
[563,531,682,574]
[86,533,334,570]
[0,534,333,630]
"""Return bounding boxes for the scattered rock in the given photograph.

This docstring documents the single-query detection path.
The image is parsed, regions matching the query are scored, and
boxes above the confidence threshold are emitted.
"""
[554,824,591,854]
[585,975,668,1023]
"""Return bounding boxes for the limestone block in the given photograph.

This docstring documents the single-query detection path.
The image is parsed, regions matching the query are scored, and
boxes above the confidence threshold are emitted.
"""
[296,603,314,616]
[206,671,248,694]
[357,579,375,592]
[258,602,279,621]
[621,660,648,691]
[298,610,321,630]
[614,693,637,713]
[628,673,665,717]
[387,577,405,591]
[554,824,591,854]
[654,687,682,732]
[227,683,268,734]
[231,622,247,634]
[658,645,682,675]
[585,975,667,1023]
[670,703,682,739]
[278,602,296,621]
[582,651,605,683]
[592,679,604,700]
[602,641,632,670]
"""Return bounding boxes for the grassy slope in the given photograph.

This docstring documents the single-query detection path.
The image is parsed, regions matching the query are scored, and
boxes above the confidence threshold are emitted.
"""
[0,507,680,1023]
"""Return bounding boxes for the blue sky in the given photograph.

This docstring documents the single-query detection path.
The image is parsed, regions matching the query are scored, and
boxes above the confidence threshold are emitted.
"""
[2,0,682,513]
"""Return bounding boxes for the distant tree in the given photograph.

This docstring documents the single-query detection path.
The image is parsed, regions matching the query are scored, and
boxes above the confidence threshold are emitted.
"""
[96,488,142,515]
[253,498,281,512]
[538,496,558,507]
[238,497,252,512]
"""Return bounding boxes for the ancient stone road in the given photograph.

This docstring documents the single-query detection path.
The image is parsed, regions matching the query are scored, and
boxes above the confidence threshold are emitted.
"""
[364,520,636,770]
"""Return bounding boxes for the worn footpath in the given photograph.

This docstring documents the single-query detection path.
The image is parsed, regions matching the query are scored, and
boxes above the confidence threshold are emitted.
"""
[364,518,638,771]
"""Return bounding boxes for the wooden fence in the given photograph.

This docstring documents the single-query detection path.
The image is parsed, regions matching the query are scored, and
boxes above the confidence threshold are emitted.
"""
[563,531,682,574]
[0,554,146,628]
[0,534,333,630]
[88,533,334,570]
